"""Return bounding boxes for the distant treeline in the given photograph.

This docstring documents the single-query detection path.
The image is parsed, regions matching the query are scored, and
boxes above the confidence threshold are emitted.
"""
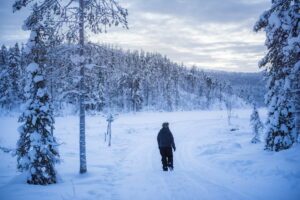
[0,42,264,114]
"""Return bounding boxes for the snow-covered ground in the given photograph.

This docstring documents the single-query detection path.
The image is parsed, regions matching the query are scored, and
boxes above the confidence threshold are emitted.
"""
[0,109,299,200]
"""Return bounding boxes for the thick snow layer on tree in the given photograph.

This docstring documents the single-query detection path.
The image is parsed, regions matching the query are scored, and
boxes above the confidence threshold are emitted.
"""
[70,55,85,64]
[33,75,44,83]
[268,11,281,28]
[26,62,39,73]
[0,109,299,200]
[36,88,46,98]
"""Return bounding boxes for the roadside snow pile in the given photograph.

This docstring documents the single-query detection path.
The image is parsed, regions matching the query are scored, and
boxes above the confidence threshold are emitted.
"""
[0,109,299,200]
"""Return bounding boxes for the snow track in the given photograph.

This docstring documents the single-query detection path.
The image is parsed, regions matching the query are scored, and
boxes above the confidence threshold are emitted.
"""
[114,117,250,200]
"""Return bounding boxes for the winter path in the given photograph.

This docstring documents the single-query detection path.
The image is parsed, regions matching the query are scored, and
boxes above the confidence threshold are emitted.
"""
[0,110,300,200]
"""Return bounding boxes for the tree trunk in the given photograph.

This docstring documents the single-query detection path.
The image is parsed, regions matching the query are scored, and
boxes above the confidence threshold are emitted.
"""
[79,0,87,174]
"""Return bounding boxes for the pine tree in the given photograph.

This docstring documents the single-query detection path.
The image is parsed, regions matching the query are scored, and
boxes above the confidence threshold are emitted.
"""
[254,0,299,151]
[250,104,264,143]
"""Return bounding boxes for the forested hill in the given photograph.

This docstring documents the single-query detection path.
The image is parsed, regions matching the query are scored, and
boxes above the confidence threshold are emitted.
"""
[205,70,266,106]
[0,42,264,113]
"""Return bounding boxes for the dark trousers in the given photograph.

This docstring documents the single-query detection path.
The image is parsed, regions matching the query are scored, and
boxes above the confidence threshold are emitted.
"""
[159,147,173,168]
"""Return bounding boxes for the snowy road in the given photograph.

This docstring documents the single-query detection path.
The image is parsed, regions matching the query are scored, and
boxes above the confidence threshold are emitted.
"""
[0,110,300,200]
[113,115,251,200]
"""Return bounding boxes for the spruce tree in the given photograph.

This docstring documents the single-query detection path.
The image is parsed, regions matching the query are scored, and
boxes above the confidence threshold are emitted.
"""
[17,30,60,185]
[254,0,299,151]
[0,45,8,66]
[284,1,300,142]
[7,43,21,108]
[0,45,9,108]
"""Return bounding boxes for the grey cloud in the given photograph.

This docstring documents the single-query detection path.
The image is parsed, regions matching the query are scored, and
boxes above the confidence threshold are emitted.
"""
[100,7,267,72]
[0,0,268,72]
[197,42,266,54]
[130,0,269,24]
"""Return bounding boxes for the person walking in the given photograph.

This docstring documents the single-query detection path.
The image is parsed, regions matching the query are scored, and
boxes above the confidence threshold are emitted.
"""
[157,122,176,171]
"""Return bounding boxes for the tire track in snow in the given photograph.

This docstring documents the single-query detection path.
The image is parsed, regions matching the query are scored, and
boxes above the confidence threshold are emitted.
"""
[114,132,172,200]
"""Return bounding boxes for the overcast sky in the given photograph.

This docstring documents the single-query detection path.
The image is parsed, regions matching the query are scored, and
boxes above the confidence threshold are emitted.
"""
[0,0,270,72]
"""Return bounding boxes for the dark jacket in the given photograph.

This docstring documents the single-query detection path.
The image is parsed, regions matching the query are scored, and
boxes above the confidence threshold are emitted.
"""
[157,127,176,150]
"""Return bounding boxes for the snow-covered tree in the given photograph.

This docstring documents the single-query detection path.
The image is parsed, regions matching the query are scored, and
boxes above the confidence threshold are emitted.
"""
[0,45,8,66]
[16,29,60,184]
[12,1,61,184]
[14,0,128,174]
[283,1,300,142]
[254,0,299,151]
[122,54,143,112]
[17,60,59,185]
[250,105,264,143]
[0,45,9,108]
[7,43,22,108]
[0,43,23,110]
